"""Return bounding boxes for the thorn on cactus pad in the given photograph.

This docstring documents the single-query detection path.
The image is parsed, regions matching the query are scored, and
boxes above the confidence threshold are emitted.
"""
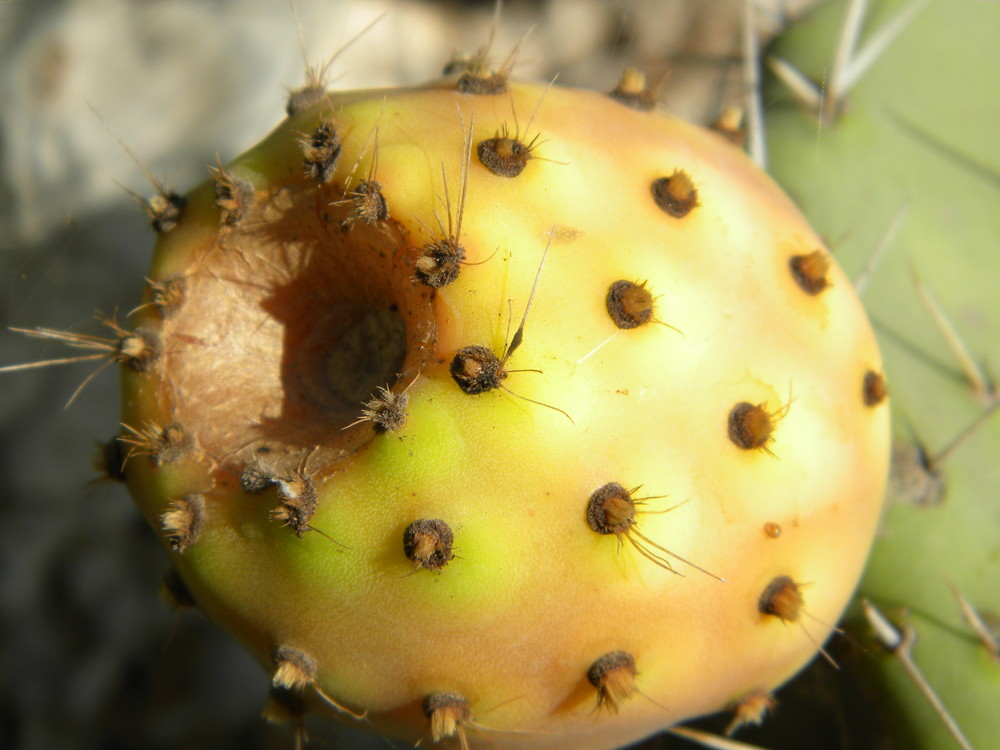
[119,421,192,467]
[450,261,549,392]
[728,397,791,455]
[300,120,341,184]
[863,370,888,406]
[724,689,777,736]
[608,68,657,112]
[651,170,699,218]
[10,317,159,373]
[209,159,255,226]
[585,482,723,580]
[403,519,455,571]
[423,692,472,744]
[587,650,639,714]
[789,250,831,295]
[161,494,206,552]
[284,35,330,117]
[264,686,307,721]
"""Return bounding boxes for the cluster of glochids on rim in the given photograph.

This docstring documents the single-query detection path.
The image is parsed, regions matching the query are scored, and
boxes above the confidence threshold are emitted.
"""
[3,17,890,750]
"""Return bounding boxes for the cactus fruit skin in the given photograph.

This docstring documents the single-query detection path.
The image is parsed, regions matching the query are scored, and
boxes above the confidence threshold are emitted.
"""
[109,70,891,749]
[765,0,1000,747]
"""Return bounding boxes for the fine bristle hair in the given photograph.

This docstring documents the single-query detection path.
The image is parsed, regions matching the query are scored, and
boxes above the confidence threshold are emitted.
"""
[450,1,533,98]
[272,645,317,691]
[414,115,475,288]
[403,519,455,571]
[87,103,186,233]
[262,686,309,750]
[609,68,658,111]
[476,78,556,178]
[759,576,841,669]
[160,494,206,552]
[423,692,472,744]
[447,235,574,422]
[728,388,793,456]
[118,420,192,466]
[285,8,386,115]
[209,158,255,225]
[725,689,777,736]
[338,125,389,230]
[651,169,699,218]
[585,482,723,581]
[790,249,832,295]
[272,472,319,537]
[587,651,639,714]
[272,645,366,719]
[759,575,805,622]
[353,386,409,433]
[1,314,159,407]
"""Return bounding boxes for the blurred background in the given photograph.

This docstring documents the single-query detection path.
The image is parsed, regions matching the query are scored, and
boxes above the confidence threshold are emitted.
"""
[0,2,846,749]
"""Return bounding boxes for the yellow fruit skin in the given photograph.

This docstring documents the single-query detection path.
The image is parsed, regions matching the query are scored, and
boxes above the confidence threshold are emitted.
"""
[121,79,890,749]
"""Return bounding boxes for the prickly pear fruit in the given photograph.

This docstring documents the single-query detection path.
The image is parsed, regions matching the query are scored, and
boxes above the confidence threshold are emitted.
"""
[764,0,1000,747]
[92,68,886,748]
